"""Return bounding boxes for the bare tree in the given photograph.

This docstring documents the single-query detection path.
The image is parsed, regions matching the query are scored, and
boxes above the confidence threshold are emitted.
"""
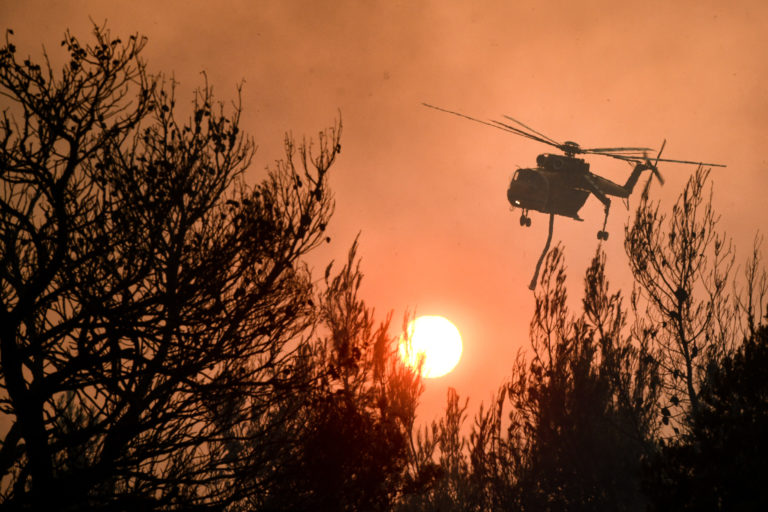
[735,236,768,340]
[0,25,346,510]
[627,168,768,508]
[625,167,735,427]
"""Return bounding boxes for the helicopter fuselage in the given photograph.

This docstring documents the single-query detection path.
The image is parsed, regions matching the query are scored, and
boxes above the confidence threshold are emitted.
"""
[506,154,592,220]
[423,103,723,252]
[506,152,653,220]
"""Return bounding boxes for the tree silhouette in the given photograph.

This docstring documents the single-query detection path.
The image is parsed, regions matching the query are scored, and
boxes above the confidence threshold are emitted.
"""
[398,387,477,512]
[0,25,421,510]
[400,247,660,511]
[6,23,767,512]
[404,167,767,510]
[239,241,422,511]
[504,247,659,511]
[626,167,735,429]
[648,324,768,510]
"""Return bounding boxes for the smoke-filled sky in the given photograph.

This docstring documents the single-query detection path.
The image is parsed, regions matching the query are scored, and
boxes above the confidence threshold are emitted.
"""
[4,0,767,421]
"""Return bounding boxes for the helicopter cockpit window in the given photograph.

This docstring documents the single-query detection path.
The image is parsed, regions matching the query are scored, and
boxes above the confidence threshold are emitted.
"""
[513,169,538,182]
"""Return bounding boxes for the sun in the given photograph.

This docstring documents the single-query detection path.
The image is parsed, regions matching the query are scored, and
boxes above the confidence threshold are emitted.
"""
[399,315,463,378]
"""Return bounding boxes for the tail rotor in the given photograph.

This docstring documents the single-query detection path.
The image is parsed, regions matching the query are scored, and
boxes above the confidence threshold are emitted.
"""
[642,139,666,198]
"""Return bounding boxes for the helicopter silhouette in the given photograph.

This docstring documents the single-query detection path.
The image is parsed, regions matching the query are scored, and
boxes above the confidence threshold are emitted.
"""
[423,103,726,241]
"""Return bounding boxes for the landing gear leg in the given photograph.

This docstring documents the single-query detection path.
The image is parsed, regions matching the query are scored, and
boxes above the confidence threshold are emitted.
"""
[519,210,532,227]
[597,205,609,240]
[582,174,612,241]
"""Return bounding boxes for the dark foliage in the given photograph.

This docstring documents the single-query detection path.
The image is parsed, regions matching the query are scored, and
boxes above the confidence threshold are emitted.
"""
[511,248,658,511]
[0,25,421,511]
[647,325,768,510]
[626,166,735,426]
[401,169,766,511]
[245,242,421,511]
[3,23,767,512]
[399,247,660,511]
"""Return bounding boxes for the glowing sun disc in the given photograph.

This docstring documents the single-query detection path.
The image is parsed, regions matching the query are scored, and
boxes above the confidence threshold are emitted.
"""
[399,315,463,378]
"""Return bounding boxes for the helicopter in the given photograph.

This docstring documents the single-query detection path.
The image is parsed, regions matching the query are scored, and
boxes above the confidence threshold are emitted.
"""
[423,103,726,241]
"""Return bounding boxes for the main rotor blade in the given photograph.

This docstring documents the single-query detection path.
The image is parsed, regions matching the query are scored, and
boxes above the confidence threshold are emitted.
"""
[586,146,654,153]
[424,103,727,168]
[588,152,643,163]
[422,103,506,131]
[646,140,724,168]
[653,156,726,167]
[422,103,552,144]
[490,119,561,148]
[502,115,561,146]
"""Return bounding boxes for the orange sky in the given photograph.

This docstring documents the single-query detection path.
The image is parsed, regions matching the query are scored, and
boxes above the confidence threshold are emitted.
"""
[4,0,767,422]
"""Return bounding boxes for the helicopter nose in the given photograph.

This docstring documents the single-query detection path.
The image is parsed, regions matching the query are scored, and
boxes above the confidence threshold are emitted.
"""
[507,186,521,206]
